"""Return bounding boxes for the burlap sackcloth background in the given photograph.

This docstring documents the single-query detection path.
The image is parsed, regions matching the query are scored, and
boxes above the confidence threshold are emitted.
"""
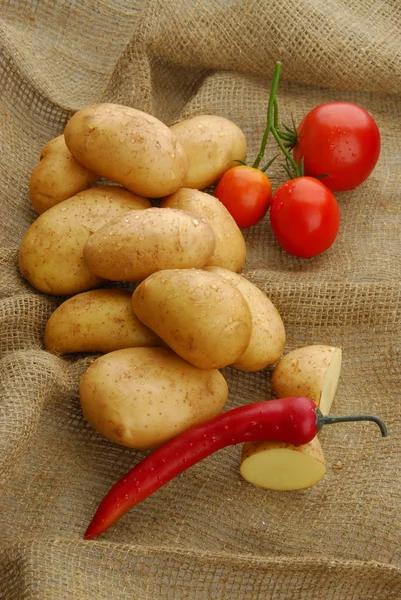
[1,0,400,598]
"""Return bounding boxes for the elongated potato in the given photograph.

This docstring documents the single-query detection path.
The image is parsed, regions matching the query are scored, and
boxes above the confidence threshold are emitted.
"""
[160,188,246,272]
[240,435,326,491]
[18,186,151,296]
[79,347,229,449]
[132,268,252,369]
[272,345,342,415]
[29,135,98,214]
[204,267,285,371]
[170,114,247,189]
[64,104,188,198]
[83,207,216,282]
[44,289,162,354]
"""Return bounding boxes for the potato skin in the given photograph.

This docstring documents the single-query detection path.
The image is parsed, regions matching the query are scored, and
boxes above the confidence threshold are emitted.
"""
[18,186,151,296]
[83,207,216,282]
[79,347,229,449]
[44,289,162,354]
[64,104,188,198]
[132,268,252,369]
[170,114,247,189]
[204,267,286,371]
[271,345,342,412]
[160,188,246,273]
[29,135,98,214]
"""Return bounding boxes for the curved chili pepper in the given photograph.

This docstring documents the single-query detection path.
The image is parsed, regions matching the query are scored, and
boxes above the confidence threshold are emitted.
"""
[84,396,387,539]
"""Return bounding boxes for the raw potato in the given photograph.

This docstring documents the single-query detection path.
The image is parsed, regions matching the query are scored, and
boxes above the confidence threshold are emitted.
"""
[18,186,151,296]
[44,289,162,354]
[204,267,286,371]
[64,103,188,198]
[240,435,326,491]
[29,135,98,214]
[170,114,247,189]
[79,347,229,449]
[160,188,246,273]
[83,207,216,282]
[272,345,342,415]
[132,268,252,369]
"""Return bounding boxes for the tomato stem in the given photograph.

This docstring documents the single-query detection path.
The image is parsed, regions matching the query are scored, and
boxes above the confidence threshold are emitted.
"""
[274,99,279,129]
[260,62,301,178]
[260,153,280,173]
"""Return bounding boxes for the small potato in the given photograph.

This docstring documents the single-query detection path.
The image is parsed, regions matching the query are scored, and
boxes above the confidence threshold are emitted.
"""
[204,267,286,371]
[29,135,98,214]
[44,289,162,354]
[272,345,342,415]
[170,114,247,189]
[18,186,151,296]
[79,347,229,449]
[83,207,216,282]
[240,435,326,491]
[160,188,246,273]
[132,268,252,369]
[64,104,188,198]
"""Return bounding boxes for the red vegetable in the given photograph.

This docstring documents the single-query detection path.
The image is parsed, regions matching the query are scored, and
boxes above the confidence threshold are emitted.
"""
[269,176,340,258]
[293,102,381,192]
[214,165,272,228]
[84,396,387,539]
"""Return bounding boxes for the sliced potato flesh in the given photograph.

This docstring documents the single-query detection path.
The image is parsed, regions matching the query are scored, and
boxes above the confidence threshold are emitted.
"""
[319,348,342,415]
[240,436,326,491]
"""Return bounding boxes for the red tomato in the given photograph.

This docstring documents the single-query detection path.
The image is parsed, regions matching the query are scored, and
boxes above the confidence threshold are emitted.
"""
[214,165,272,228]
[269,177,340,258]
[293,102,380,191]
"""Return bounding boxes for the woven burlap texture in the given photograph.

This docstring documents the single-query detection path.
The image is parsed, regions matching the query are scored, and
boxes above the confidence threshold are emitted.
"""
[1,0,400,598]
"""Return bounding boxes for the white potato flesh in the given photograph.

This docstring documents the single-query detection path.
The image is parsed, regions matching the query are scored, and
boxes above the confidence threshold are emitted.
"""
[240,436,326,491]
[272,345,342,415]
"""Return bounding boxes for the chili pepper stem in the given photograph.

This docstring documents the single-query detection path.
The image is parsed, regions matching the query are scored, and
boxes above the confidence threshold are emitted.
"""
[316,411,388,437]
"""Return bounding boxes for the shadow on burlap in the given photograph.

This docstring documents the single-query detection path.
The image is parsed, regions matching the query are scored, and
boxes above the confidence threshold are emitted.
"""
[0,1,400,598]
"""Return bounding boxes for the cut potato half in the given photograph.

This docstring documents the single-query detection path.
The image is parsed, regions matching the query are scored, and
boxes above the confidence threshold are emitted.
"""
[272,345,342,415]
[240,436,326,491]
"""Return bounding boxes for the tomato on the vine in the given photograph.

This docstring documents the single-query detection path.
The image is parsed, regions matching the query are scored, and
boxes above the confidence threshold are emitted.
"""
[269,176,340,258]
[214,165,272,229]
[293,102,380,192]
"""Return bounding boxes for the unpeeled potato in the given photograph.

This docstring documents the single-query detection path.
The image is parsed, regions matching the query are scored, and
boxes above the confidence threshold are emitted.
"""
[79,347,229,449]
[64,104,188,198]
[44,289,162,354]
[204,267,286,371]
[83,207,216,282]
[132,268,252,369]
[18,186,150,296]
[170,114,247,189]
[160,188,246,273]
[29,135,98,214]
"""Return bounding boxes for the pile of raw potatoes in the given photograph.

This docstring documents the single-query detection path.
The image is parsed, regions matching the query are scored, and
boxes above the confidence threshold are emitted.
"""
[19,103,343,498]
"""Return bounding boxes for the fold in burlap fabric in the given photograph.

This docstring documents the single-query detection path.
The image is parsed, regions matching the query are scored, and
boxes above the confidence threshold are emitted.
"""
[1,1,400,598]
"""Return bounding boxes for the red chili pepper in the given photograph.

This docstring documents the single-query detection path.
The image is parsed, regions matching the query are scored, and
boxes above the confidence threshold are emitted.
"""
[84,396,387,540]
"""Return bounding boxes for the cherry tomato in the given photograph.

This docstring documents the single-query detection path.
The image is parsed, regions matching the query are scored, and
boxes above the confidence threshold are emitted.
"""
[293,102,380,192]
[269,177,340,258]
[214,165,272,228]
